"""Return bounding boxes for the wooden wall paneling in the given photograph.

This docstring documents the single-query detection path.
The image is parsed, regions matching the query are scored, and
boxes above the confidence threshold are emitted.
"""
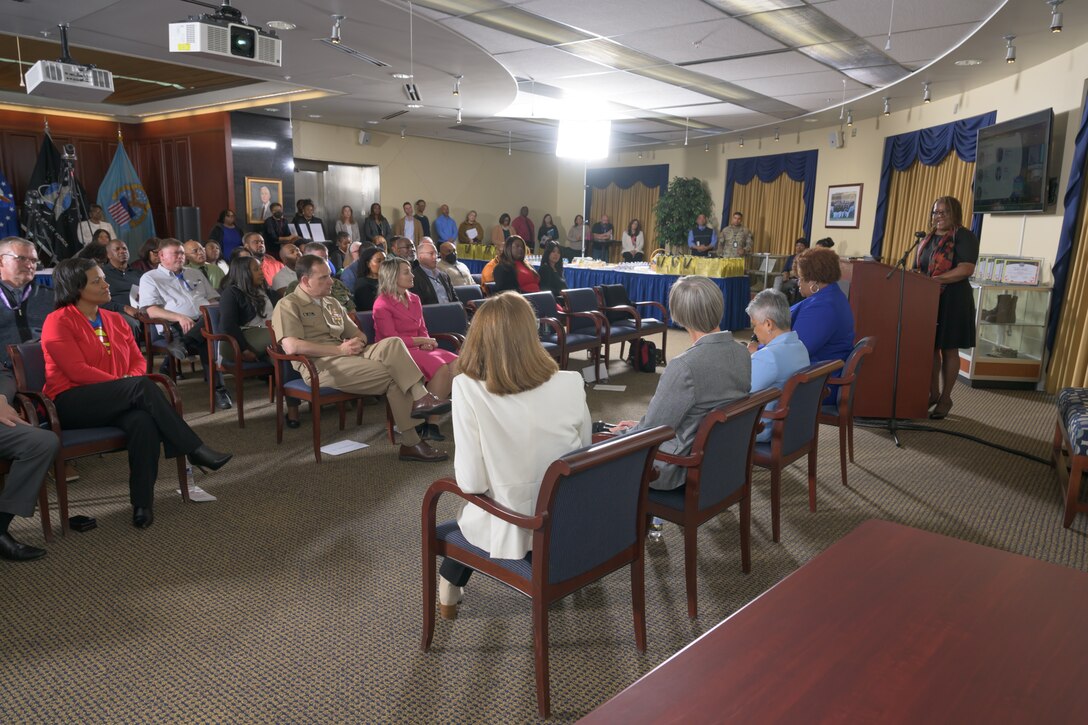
[135,139,168,240]
[2,131,42,204]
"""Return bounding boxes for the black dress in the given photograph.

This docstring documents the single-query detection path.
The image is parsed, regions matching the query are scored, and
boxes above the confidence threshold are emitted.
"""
[538,263,566,297]
[918,226,978,349]
[354,276,380,311]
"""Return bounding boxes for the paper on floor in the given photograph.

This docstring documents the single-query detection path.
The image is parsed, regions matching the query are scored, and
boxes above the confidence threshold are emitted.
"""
[320,439,370,456]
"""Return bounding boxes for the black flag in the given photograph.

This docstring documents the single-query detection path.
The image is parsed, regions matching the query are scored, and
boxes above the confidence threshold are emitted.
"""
[23,134,84,262]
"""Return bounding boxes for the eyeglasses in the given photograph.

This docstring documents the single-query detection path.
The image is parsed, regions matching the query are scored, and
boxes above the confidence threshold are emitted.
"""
[1,253,39,265]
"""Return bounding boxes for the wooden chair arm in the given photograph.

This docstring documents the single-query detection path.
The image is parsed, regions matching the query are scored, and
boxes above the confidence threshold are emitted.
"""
[18,391,61,436]
[599,303,641,324]
[632,300,669,323]
[433,333,464,351]
[202,327,245,362]
[654,450,701,468]
[827,372,856,386]
[539,317,567,346]
[423,478,546,529]
[12,392,39,426]
[146,373,183,413]
[591,431,615,443]
[567,309,604,336]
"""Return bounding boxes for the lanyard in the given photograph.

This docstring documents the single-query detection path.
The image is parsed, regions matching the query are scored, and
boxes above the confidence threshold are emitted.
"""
[0,284,32,310]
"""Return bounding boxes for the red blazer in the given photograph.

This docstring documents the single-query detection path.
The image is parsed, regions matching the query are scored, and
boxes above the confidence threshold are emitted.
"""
[42,305,145,399]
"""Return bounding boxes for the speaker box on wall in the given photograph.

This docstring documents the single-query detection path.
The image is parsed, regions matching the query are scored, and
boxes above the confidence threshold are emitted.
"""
[829,131,845,148]
[174,206,202,242]
[358,131,371,145]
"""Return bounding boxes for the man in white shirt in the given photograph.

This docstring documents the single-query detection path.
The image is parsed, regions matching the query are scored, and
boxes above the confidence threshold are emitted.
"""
[138,238,231,409]
[77,205,116,246]
[437,241,474,287]
[393,201,419,242]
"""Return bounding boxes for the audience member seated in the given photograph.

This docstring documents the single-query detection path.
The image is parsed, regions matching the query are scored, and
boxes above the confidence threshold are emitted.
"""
[457,210,484,246]
[329,231,352,273]
[77,204,116,246]
[286,242,357,312]
[271,243,300,292]
[0,375,58,562]
[777,238,809,302]
[271,254,451,463]
[0,237,56,375]
[391,235,417,263]
[138,238,232,410]
[436,292,591,619]
[493,236,540,294]
[746,289,810,442]
[184,239,224,289]
[208,209,243,260]
[262,202,299,259]
[204,240,228,275]
[363,203,391,245]
[218,255,279,365]
[437,241,474,287]
[622,218,645,262]
[537,240,567,297]
[42,259,232,530]
[101,239,143,340]
[374,257,460,442]
[131,238,160,274]
[790,247,855,364]
[412,240,457,305]
[75,239,109,264]
[352,247,385,312]
[88,228,112,248]
[609,276,751,490]
[815,237,835,249]
[335,205,360,244]
[339,242,363,291]
[242,232,284,287]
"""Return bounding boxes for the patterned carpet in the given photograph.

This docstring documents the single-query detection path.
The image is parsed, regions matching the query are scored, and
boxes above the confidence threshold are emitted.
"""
[3,340,1084,723]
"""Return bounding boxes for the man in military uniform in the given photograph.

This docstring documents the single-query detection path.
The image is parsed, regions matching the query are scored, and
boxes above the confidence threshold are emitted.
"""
[719,211,754,258]
[272,254,450,462]
[285,242,357,312]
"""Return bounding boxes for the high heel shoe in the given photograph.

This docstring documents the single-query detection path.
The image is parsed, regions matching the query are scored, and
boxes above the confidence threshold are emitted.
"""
[188,445,233,472]
[284,413,300,429]
[929,399,953,420]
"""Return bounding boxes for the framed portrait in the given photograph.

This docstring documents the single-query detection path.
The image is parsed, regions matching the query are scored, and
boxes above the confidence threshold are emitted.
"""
[245,177,282,224]
[825,183,863,229]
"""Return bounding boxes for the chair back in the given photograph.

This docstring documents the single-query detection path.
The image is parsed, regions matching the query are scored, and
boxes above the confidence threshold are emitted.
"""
[536,426,673,585]
[422,303,468,352]
[484,282,497,296]
[9,342,45,393]
[522,291,558,321]
[353,311,377,342]
[200,304,221,361]
[599,284,634,323]
[264,320,302,384]
[454,284,484,305]
[693,390,779,510]
[562,288,600,332]
[777,360,844,455]
[838,336,876,412]
[470,273,483,285]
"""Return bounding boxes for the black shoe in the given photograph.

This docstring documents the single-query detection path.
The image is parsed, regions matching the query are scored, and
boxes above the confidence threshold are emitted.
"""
[166,338,187,361]
[132,507,154,529]
[284,413,301,429]
[427,423,446,442]
[415,423,427,439]
[189,445,232,472]
[214,387,233,410]
[0,532,47,561]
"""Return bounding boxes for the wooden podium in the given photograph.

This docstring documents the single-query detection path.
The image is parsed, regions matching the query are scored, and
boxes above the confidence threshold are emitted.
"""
[847,261,940,419]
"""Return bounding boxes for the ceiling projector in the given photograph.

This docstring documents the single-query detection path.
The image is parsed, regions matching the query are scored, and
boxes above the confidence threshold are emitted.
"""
[25,23,115,102]
[169,2,281,67]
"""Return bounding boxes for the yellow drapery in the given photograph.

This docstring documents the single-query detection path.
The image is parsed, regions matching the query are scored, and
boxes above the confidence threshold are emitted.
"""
[729,174,805,255]
[882,153,977,266]
[589,181,659,252]
[1047,206,1088,391]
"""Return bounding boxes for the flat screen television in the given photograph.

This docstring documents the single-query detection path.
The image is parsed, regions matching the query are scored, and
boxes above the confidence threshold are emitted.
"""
[972,109,1053,214]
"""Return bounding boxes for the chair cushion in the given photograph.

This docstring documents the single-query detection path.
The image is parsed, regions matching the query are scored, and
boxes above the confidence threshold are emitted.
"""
[61,426,126,448]
[1058,388,1088,456]
[285,378,352,398]
[647,486,686,512]
[435,520,533,581]
[564,332,600,348]
[820,403,840,417]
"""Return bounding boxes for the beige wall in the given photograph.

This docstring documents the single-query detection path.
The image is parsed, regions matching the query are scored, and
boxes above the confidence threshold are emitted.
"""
[297,39,1088,277]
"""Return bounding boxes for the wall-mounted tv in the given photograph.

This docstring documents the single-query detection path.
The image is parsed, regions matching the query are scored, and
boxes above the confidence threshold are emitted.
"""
[973,109,1053,214]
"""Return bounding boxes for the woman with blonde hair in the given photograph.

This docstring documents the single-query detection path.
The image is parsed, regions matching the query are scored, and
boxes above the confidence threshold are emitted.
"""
[437,293,591,619]
[372,257,459,440]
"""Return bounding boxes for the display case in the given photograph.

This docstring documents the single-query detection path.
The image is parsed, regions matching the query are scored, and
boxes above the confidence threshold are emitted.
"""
[959,283,1051,388]
[746,254,790,294]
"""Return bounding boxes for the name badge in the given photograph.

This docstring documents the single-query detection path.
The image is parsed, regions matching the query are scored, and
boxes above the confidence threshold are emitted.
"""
[302,310,318,318]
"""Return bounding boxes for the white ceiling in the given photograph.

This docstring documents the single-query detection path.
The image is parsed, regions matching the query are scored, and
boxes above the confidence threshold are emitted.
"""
[0,0,1082,153]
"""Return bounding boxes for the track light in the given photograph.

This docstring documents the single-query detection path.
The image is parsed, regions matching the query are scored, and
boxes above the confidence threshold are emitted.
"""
[330,14,344,44]
[846,110,853,127]
[882,96,890,116]
[456,107,462,124]
[739,136,744,148]
[400,127,405,139]
[923,81,931,104]
[508,130,512,157]
[1049,1,1063,33]
[774,128,780,142]
[638,152,643,159]
[453,75,462,96]
[1004,35,1016,64]
[704,142,710,152]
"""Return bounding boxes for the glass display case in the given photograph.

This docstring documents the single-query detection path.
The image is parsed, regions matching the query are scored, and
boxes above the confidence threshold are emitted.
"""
[746,254,790,294]
[959,283,1051,388]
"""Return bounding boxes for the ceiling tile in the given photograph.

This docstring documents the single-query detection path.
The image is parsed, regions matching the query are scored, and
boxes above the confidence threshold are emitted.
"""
[687,51,828,81]
[440,17,546,53]
[494,46,616,80]
[864,23,985,65]
[818,0,1000,37]
[610,18,784,65]
[519,0,726,37]
[733,69,868,97]
[613,84,726,110]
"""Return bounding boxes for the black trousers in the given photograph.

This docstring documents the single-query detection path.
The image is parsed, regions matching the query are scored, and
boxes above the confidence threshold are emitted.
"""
[622,252,644,262]
[440,551,533,587]
[54,377,203,507]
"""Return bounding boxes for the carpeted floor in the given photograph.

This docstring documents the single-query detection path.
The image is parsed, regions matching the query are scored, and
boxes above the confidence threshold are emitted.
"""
[3,339,1085,723]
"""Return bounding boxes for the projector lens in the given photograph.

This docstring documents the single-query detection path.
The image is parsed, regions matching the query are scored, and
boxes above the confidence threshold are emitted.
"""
[230,25,256,58]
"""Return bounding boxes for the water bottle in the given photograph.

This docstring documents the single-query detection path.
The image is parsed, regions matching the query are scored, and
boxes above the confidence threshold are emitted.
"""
[185,464,195,489]
[648,516,664,542]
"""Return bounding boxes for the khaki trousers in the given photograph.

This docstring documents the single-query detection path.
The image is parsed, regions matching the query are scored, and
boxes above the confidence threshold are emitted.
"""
[298,337,424,445]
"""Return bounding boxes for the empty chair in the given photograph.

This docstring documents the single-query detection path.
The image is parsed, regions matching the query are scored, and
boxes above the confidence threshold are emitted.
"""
[522,290,567,364]
[453,284,484,306]
[817,336,876,486]
[596,283,669,366]
[752,359,844,542]
[558,287,605,381]
[420,302,469,353]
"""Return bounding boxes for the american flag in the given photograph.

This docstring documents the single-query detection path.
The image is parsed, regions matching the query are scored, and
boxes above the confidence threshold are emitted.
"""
[108,194,133,226]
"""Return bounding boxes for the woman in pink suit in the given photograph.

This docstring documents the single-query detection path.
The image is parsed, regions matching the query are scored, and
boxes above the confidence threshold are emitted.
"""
[373,257,459,441]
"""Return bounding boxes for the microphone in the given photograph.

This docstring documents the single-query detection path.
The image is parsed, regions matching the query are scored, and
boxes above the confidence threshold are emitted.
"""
[914,231,926,239]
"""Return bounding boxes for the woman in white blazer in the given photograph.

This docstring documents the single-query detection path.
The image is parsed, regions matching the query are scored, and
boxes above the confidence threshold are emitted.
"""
[439,292,591,619]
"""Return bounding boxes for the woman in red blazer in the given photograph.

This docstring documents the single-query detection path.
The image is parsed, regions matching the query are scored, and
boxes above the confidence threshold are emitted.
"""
[41,259,232,529]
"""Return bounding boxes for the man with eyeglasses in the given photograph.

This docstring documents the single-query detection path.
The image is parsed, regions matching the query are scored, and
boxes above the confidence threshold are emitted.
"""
[0,236,59,561]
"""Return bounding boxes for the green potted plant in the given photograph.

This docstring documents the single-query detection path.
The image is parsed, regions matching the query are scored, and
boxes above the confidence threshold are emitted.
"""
[654,177,714,255]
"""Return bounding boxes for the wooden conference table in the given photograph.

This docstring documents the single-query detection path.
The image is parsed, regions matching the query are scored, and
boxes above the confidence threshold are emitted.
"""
[582,520,1088,724]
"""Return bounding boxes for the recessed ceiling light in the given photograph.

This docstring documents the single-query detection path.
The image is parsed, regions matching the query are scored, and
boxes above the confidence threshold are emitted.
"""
[366,120,379,125]
[803,118,819,123]
[392,73,413,80]
[264,107,279,112]
[308,114,322,118]
[406,103,423,109]
[267,20,296,31]
[954,59,983,66]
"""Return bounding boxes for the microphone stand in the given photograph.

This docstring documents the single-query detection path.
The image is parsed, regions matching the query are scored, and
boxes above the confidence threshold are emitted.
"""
[884,232,926,447]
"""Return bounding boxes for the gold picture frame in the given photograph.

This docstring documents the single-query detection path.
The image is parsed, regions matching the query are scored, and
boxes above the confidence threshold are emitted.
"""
[245,177,282,224]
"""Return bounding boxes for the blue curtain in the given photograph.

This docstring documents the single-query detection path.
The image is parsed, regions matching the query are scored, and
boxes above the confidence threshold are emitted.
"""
[870,111,997,258]
[584,164,669,219]
[1046,95,1088,357]
[722,150,819,241]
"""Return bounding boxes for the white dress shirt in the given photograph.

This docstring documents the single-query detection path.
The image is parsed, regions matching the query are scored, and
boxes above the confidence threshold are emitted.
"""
[138,265,219,320]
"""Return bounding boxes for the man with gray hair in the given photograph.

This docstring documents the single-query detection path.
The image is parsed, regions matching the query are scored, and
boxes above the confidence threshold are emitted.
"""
[746,288,809,442]
[411,238,456,305]
[285,242,357,311]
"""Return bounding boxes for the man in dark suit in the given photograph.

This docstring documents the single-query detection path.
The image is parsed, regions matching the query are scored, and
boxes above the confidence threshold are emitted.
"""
[262,202,299,259]
[411,239,456,305]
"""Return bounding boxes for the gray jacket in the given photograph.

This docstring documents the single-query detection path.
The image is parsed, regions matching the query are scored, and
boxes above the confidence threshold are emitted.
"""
[627,331,751,490]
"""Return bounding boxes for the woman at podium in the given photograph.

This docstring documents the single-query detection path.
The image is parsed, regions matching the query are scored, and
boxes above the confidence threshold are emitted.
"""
[790,247,855,367]
[914,196,978,420]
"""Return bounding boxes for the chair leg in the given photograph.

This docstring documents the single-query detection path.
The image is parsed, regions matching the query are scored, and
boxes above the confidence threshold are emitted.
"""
[846,413,856,463]
[422,552,436,652]
[683,522,699,619]
[235,375,245,428]
[740,491,751,574]
[631,548,647,652]
[1064,456,1085,528]
[207,371,216,415]
[37,480,53,543]
[808,446,818,513]
[275,392,285,444]
[770,467,781,543]
[338,402,347,430]
[55,459,70,537]
[356,398,363,425]
[838,421,848,487]
[268,377,274,403]
[532,598,551,719]
[312,407,323,464]
[177,456,190,502]
[385,401,395,444]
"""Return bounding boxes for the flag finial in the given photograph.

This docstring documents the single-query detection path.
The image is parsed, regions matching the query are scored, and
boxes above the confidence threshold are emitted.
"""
[43,118,50,135]
[117,125,123,142]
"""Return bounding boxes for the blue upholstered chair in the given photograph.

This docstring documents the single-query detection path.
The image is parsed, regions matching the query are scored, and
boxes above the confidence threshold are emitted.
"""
[817,336,876,487]
[595,283,669,368]
[558,287,605,382]
[0,393,53,542]
[264,321,366,463]
[1054,388,1088,527]
[521,291,567,365]
[420,302,468,353]
[646,389,780,618]
[453,284,484,307]
[752,360,844,542]
[7,342,189,536]
[421,425,674,719]
[135,311,197,380]
[199,305,274,428]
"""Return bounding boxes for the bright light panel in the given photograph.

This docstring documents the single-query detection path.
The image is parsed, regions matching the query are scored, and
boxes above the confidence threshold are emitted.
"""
[556,119,611,159]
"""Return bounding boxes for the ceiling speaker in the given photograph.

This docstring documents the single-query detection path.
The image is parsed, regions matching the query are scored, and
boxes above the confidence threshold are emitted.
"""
[358,131,371,145]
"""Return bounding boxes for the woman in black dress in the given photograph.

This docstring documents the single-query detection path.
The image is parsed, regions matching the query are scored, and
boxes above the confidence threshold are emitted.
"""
[538,240,567,298]
[914,195,978,420]
[352,246,386,311]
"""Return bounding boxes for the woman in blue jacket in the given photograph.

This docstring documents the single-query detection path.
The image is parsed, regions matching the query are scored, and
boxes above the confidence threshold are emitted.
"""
[790,247,855,365]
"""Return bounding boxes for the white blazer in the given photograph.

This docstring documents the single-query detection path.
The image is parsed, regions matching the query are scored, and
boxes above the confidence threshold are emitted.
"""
[452,371,592,559]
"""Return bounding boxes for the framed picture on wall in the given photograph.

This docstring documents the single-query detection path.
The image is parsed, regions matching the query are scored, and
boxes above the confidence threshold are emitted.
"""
[245,177,282,224]
[825,183,863,229]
